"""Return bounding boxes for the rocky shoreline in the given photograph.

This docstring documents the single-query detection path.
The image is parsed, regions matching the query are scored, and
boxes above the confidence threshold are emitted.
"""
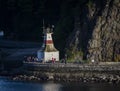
[1,63,120,84]
[8,63,120,84]
[11,72,120,84]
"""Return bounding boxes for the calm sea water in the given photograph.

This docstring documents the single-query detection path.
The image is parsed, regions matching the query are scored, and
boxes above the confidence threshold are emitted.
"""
[0,76,120,91]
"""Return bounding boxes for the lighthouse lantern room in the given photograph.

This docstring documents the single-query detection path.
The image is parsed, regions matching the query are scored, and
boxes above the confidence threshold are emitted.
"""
[37,23,59,62]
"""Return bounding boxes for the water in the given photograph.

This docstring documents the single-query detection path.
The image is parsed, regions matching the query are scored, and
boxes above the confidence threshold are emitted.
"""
[0,77,120,91]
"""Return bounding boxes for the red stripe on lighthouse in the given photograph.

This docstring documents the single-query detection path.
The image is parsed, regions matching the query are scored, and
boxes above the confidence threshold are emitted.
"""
[46,40,53,44]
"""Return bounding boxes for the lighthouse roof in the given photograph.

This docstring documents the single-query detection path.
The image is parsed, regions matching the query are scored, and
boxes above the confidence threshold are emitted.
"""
[43,27,53,34]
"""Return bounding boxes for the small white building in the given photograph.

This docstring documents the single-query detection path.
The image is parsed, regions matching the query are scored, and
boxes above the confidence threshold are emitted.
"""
[37,25,59,62]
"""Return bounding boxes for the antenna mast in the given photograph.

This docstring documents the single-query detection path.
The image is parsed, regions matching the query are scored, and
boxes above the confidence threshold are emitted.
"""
[43,19,45,34]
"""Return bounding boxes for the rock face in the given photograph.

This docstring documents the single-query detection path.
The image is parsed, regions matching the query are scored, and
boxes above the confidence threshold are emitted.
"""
[88,0,120,62]
[66,0,120,62]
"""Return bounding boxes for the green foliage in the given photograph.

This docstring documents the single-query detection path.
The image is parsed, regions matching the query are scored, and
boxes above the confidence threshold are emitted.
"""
[87,0,94,8]
[115,54,120,62]
[82,59,90,63]
[0,0,93,59]
[66,45,83,62]
[17,0,33,13]
[54,6,74,56]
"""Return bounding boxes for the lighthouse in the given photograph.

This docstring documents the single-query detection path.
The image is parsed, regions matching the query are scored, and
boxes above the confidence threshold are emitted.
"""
[37,23,59,62]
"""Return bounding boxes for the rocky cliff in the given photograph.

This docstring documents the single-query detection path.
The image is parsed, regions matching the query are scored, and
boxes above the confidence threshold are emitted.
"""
[66,0,120,62]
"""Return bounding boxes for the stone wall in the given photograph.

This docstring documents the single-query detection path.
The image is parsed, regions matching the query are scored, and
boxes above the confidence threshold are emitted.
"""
[11,63,120,83]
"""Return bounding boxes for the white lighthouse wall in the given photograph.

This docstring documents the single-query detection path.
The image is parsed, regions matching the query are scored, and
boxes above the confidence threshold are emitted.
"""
[46,33,52,40]
[44,51,59,62]
[37,51,44,62]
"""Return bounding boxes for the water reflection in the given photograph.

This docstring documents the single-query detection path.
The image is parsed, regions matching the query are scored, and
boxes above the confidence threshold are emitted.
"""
[0,77,62,91]
[0,77,120,91]
[88,83,120,91]
[42,83,62,91]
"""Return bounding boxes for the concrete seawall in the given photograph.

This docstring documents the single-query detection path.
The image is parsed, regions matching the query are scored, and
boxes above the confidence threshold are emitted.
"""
[11,62,120,83]
[23,62,120,71]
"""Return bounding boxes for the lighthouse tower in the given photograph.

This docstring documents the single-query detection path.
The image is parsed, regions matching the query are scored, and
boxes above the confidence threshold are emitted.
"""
[37,23,59,62]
